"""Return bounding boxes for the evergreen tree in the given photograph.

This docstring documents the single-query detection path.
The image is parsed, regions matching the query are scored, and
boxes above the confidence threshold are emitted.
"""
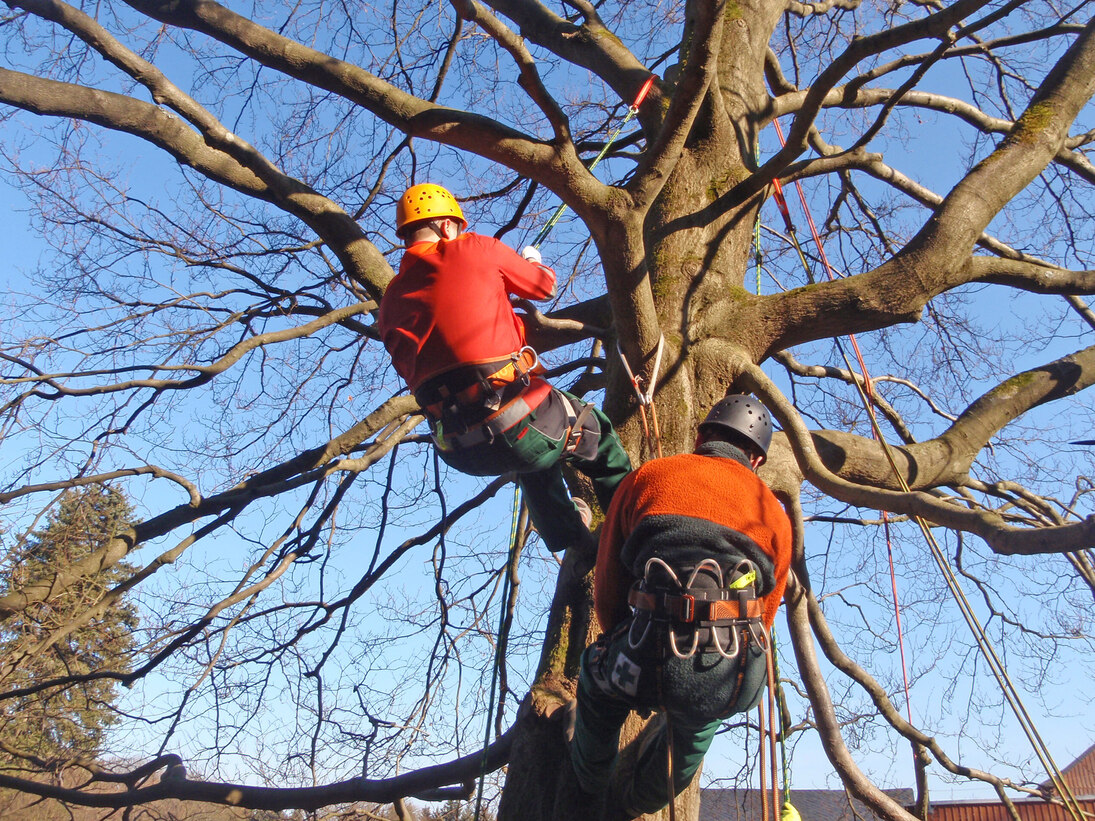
[0,485,139,764]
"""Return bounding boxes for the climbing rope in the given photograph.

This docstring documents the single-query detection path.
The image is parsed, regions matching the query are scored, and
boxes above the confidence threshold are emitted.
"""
[758,699,770,821]
[618,334,665,461]
[842,360,1086,821]
[770,632,793,806]
[767,118,917,730]
[531,75,655,249]
[666,711,679,821]
[766,642,780,821]
[765,116,1084,821]
[472,485,524,821]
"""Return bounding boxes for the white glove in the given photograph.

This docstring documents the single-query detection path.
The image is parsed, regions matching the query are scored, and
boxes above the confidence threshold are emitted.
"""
[521,245,543,265]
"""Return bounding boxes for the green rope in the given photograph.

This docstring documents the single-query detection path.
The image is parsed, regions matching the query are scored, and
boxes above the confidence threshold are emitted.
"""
[531,77,652,250]
[531,107,642,249]
[770,629,792,806]
[472,485,524,821]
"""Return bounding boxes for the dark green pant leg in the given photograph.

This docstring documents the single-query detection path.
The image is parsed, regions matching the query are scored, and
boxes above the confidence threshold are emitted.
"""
[625,711,722,815]
[570,645,632,795]
[436,388,627,552]
[517,465,589,553]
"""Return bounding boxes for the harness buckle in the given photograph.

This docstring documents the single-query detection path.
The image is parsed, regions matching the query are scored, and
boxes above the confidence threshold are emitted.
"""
[678,593,695,623]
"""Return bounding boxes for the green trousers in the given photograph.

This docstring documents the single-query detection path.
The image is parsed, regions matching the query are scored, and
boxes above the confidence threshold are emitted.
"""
[570,641,721,815]
[435,387,631,552]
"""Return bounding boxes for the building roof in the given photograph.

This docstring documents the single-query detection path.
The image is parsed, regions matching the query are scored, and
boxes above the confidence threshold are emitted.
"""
[1047,742,1095,797]
[921,743,1095,821]
[700,788,915,821]
[923,798,1095,821]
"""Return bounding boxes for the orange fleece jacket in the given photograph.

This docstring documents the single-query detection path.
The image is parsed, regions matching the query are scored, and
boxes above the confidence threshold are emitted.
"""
[594,447,792,634]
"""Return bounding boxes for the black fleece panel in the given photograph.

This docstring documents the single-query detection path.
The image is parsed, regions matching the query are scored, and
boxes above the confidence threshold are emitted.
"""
[618,513,777,595]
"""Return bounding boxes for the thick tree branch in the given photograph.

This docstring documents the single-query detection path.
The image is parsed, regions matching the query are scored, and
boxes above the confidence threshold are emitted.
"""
[0,724,515,810]
[0,66,393,298]
[746,364,1095,556]
[969,258,1095,293]
[0,395,419,619]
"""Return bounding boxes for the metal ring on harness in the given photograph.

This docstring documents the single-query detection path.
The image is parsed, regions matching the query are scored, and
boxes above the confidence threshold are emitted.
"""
[686,558,725,588]
[672,560,726,659]
[747,619,770,653]
[640,557,707,659]
[514,345,539,385]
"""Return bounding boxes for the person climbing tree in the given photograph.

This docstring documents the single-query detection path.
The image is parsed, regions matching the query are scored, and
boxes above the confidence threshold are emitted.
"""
[377,183,632,553]
[567,394,793,818]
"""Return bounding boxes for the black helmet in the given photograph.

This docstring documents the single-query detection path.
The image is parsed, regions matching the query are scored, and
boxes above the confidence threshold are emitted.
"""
[699,394,773,460]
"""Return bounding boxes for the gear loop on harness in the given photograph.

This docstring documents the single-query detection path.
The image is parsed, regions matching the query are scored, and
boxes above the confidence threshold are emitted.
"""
[628,556,763,661]
[711,619,741,659]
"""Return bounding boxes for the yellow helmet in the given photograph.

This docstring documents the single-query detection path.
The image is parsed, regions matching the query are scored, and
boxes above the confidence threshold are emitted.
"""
[395,183,466,235]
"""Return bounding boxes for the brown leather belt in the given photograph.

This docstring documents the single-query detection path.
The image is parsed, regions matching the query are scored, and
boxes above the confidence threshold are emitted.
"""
[628,588,762,623]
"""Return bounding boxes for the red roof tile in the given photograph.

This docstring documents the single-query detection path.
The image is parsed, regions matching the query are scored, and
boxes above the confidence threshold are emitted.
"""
[1056,743,1095,797]
[925,799,1095,821]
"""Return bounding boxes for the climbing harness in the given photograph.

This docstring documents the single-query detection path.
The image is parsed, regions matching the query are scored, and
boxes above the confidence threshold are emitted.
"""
[420,347,542,450]
[617,334,665,460]
[628,558,763,659]
[417,347,538,424]
[530,75,656,250]
[763,116,1085,821]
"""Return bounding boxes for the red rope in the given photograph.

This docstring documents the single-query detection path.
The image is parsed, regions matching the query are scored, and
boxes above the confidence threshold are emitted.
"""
[767,643,781,821]
[769,117,915,726]
[758,702,769,821]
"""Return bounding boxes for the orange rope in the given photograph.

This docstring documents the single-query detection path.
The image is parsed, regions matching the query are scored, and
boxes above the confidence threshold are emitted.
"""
[767,644,781,821]
[768,117,1082,819]
[770,116,915,728]
[758,702,769,821]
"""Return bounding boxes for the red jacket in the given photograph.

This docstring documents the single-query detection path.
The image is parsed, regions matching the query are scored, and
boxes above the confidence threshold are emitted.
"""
[594,443,793,633]
[377,233,555,405]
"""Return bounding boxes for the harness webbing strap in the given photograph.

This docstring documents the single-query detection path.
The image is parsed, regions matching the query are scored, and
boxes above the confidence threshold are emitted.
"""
[415,347,538,419]
[562,395,595,454]
[628,588,762,622]
[433,395,533,449]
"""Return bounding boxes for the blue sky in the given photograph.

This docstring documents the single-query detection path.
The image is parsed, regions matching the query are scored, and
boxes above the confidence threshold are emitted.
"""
[1,4,1094,809]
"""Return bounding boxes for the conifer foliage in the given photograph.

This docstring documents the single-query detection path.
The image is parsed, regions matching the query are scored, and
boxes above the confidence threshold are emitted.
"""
[0,485,138,765]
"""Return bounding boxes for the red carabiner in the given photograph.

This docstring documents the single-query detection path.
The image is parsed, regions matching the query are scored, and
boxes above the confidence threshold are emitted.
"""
[630,74,656,112]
